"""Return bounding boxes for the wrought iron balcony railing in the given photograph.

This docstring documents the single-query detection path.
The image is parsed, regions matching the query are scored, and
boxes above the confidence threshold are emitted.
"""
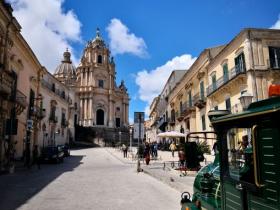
[0,70,14,97]
[193,92,206,109]
[206,66,246,96]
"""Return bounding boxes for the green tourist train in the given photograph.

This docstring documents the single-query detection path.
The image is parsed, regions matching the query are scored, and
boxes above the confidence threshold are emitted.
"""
[181,91,280,210]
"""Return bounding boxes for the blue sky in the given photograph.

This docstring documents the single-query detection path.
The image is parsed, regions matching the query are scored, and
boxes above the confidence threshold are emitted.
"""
[9,0,280,123]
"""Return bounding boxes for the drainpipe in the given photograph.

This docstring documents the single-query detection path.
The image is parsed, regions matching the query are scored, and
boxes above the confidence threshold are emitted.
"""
[248,30,259,102]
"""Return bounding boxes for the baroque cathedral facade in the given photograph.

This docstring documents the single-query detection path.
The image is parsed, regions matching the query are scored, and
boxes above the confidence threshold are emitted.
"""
[54,29,129,144]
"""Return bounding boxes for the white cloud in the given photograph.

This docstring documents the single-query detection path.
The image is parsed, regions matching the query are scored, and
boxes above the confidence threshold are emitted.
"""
[135,54,196,105]
[271,14,280,29]
[106,18,147,57]
[8,0,82,72]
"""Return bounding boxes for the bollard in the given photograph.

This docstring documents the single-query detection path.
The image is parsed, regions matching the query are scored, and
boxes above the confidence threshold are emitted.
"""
[137,159,141,172]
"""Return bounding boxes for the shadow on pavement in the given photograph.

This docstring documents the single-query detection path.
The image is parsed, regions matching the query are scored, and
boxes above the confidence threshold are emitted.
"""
[0,155,84,210]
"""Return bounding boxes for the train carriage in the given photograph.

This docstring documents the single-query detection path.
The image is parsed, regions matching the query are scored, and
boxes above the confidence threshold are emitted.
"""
[181,92,280,210]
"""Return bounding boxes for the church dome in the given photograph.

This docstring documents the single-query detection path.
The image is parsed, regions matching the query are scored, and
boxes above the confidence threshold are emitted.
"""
[54,49,77,86]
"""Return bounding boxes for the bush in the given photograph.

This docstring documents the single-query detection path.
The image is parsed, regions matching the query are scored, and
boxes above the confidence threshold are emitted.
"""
[197,141,211,154]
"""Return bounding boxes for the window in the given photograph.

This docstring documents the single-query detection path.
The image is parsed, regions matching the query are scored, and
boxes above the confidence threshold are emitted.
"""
[52,83,55,92]
[116,118,120,127]
[269,47,280,69]
[211,74,217,90]
[116,107,120,111]
[226,128,253,183]
[28,89,35,118]
[199,81,204,100]
[235,53,246,73]
[98,80,104,88]
[214,106,218,111]
[188,91,192,107]
[225,98,231,111]
[171,109,175,122]
[180,101,183,113]
[97,55,102,64]
[61,91,65,99]
[223,63,229,81]
[201,115,206,131]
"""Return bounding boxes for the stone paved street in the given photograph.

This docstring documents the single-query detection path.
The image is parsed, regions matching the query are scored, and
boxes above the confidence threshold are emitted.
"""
[0,148,182,210]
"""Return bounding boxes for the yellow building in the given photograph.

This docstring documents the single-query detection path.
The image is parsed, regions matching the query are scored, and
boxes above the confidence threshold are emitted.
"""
[0,2,45,170]
[149,28,280,150]
[206,28,280,126]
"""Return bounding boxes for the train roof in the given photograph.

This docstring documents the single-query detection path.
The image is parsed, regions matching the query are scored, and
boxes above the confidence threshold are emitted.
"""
[210,96,280,125]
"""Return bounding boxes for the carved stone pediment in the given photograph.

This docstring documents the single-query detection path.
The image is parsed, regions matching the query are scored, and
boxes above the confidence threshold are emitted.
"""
[197,71,205,80]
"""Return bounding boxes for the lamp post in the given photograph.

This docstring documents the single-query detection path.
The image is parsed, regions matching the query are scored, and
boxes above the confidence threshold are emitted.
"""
[239,90,253,111]
[239,90,253,145]
[129,126,132,153]
[119,131,122,146]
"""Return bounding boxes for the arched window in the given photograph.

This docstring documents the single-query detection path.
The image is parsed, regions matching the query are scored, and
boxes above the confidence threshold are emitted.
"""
[96,109,104,125]
[171,109,175,122]
[97,55,102,64]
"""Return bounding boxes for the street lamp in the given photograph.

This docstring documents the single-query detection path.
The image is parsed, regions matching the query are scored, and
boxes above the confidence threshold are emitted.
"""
[129,126,132,153]
[239,90,253,111]
[119,131,122,146]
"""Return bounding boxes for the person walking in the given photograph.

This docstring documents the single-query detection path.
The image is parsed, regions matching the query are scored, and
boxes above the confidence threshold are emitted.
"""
[144,142,150,165]
[32,145,41,169]
[154,142,158,158]
[122,144,128,158]
[169,141,177,158]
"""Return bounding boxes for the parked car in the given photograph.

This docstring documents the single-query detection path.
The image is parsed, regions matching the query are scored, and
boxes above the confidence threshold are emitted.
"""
[41,145,64,163]
[61,143,70,157]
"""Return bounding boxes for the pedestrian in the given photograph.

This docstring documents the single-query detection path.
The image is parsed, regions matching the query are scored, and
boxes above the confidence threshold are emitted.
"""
[169,141,177,157]
[144,142,150,165]
[151,142,155,158]
[122,144,128,158]
[153,142,158,158]
[32,145,41,169]
[178,147,186,169]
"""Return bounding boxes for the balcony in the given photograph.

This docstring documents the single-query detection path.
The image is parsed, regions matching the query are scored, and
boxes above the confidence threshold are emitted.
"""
[32,106,46,119]
[61,118,68,127]
[0,70,14,98]
[206,66,246,96]
[49,114,58,123]
[15,90,28,115]
[168,117,175,125]
[180,101,195,118]
[193,92,206,109]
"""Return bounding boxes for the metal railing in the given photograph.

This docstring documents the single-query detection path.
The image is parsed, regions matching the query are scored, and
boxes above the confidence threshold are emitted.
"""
[193,92,206,107]
[49,114,58,123]
[206,66,246,96]
[0,70,13,96]
[15,90,28,107]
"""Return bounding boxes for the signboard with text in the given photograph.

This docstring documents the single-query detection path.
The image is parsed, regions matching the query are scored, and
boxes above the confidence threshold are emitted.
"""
[133,112,144,139]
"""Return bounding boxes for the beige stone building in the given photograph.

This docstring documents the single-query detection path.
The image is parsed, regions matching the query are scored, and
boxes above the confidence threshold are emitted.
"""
[75,29,129,144]
[147,28,280,149]
[0,2,46,169]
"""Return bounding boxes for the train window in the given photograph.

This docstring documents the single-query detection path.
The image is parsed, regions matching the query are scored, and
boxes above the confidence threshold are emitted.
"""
[226,128,254,183]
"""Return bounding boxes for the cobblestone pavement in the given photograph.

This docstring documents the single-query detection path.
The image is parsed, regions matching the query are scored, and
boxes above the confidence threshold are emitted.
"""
[106,147,197,194]
[0,147,182,210]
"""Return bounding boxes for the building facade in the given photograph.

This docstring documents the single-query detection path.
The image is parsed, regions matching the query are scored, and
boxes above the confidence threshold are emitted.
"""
[147,28,280,150]
[76,30,129,128]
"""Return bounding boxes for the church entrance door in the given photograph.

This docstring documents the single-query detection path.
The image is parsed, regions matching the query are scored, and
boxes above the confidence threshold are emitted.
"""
[96,109,104,125]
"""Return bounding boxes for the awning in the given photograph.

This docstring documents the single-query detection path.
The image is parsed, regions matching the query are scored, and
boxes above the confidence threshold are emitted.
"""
[157,131,187,138]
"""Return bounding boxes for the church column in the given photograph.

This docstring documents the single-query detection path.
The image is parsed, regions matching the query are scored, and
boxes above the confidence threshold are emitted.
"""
[84,98,87,126]
[122,102,126,126]
[125,103,128,125]
[80,70,83,86]
[85,70,88,86]
[108,100,114,127]
[80,97,83,125]
[89,97,92,125]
